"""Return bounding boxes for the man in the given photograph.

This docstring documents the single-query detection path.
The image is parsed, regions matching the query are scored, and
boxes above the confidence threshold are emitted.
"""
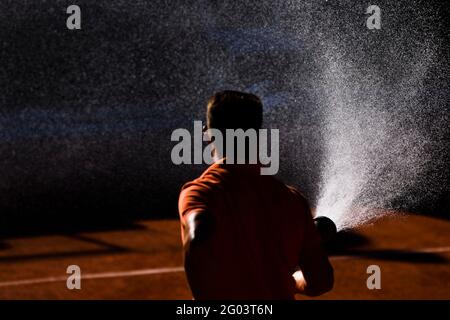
[178,90,333,299]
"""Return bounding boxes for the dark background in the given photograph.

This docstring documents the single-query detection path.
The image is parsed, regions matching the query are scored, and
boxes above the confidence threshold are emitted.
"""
[0,0,448,233]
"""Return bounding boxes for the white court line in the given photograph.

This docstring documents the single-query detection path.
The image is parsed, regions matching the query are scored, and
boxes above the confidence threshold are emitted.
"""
[0,266,184,288]
[417,246,450,253]
[0,246,449,288]
[330,246,450,261]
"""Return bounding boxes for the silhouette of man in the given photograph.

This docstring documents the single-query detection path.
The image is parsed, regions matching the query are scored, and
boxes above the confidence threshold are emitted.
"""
[179,90,334,299]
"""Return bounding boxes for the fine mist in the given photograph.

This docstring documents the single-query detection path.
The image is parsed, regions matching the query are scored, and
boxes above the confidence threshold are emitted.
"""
[314,43,445,230]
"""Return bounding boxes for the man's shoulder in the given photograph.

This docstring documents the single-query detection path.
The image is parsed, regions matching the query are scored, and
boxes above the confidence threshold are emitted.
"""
[286,185,305,198]
[181,163,230,193]
[178,164,229,218]
[285,185,310,208]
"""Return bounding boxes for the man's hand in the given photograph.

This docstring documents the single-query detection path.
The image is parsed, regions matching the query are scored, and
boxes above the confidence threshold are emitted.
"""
[293,207,334,296]
[293,264,333,297]
[293,269,308,294]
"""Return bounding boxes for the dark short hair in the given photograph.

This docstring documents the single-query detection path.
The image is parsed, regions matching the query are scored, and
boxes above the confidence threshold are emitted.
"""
[206,90,263,132]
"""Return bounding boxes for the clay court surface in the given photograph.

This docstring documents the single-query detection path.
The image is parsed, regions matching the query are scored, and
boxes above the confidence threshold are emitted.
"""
[0,212,449,299]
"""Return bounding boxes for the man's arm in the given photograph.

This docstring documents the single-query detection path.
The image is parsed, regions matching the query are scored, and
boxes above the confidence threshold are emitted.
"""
[293,208,334,296]
[182,210,214,299]
[182,210,212,251]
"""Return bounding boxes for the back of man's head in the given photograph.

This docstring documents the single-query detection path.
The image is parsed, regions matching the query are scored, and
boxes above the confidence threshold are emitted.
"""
[206,90,263,132]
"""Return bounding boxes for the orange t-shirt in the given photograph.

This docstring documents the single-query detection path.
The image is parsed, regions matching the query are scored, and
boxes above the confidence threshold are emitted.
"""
[179,160,320,300]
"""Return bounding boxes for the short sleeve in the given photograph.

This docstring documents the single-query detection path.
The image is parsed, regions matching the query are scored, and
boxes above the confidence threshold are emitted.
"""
[178,180,212,225]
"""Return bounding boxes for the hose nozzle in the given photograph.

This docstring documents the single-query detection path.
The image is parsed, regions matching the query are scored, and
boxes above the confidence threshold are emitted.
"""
[314,216,337,245]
